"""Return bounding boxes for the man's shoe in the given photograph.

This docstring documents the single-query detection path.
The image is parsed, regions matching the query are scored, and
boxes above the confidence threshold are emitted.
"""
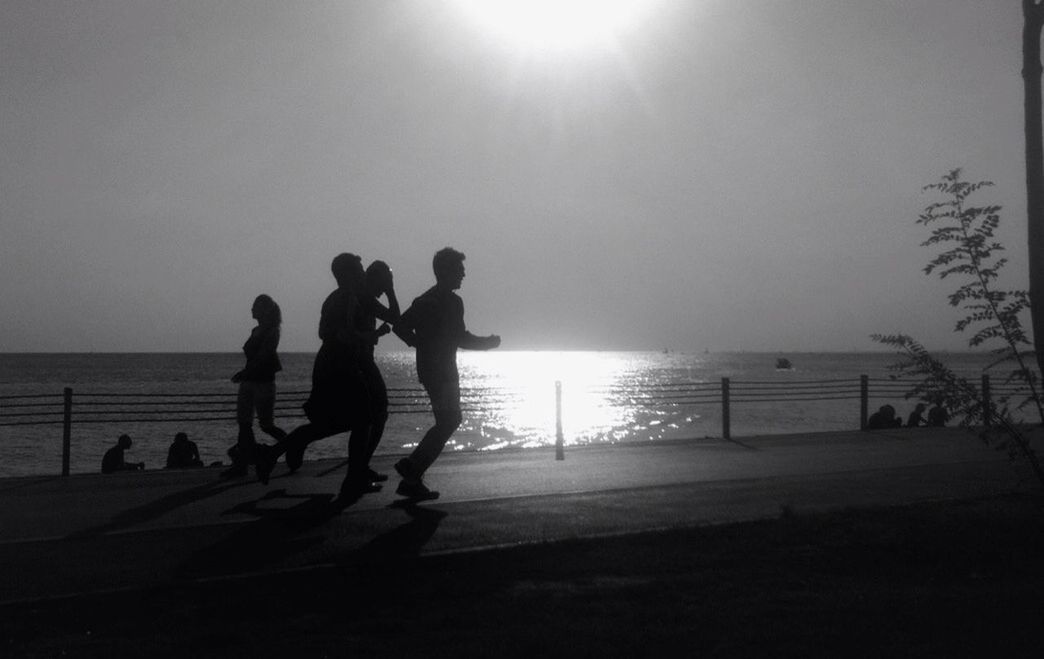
[368,468,388,483]
[394,458,419,481]
[340,473,382,497]
[395,479,439,501]
[254,445,276,485]
[286,443,304,473]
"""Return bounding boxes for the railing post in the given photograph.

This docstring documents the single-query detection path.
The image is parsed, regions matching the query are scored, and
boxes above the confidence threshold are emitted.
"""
[981,374,992,427]
[555,380,564,460]
[860,375,869,430]
[721,377,730,441]
[62,387,72,477]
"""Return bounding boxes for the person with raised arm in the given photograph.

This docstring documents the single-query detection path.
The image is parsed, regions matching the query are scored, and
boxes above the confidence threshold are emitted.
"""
[255,253,380,499]
[355,259,400,483]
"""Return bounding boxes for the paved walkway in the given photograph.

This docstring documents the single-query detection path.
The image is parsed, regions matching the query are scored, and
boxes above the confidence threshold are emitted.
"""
[0,428,1034,604]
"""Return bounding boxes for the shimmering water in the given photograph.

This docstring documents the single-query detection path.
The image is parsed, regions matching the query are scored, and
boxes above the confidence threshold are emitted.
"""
[0,350,1006,477]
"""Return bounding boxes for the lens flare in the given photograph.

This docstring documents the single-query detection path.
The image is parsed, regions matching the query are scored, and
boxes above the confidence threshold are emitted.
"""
[455,0,649,53]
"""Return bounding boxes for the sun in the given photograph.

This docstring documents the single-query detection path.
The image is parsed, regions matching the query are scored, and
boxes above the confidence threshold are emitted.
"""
[454,0,650,54]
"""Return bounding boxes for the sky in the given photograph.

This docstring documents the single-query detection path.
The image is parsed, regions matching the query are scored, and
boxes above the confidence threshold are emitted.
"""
[0,0,1032,353]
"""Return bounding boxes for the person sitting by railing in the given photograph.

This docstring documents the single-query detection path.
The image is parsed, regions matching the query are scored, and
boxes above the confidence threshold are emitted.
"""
[866,404,902,430]
[166,431,203,469]
[101,434,145,473]
[927,404,949,427]
[906,403,927,428]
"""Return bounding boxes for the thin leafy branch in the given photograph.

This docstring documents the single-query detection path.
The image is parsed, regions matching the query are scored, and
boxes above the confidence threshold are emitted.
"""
[914,169,1043,420]
[872,169,1043,488]
[870,333,1044,487]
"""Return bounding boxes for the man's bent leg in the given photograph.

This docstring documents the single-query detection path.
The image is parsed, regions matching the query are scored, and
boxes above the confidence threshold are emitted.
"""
[407,380,461,476]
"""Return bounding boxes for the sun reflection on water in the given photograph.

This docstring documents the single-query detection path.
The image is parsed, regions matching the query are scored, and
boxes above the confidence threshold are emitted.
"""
[458,351,636,449]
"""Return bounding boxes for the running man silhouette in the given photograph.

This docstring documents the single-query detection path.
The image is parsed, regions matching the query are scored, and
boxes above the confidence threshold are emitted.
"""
[393,247,501,500]
[255,253,380,498]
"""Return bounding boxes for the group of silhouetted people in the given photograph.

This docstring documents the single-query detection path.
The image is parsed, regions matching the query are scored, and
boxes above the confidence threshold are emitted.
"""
[100,431,204,472]
[100,247,501,498]
[865,402,949,430]
[236,247,500,501]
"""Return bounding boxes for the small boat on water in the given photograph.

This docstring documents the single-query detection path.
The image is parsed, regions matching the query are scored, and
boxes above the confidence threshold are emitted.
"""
[775,357,793,370]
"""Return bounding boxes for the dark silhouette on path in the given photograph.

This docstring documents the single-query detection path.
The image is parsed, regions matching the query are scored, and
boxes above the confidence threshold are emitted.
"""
[225,294,287,478]
[255,253,382,498]
[393,247,501,500]
[356,260,401,484]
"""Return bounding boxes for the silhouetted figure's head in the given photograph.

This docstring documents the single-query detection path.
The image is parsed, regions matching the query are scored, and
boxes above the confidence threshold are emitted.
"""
[433,247,466,291]
[174,432,188,443]
[251,294,282,327]
[331,252,365,290]
[366,260,393,296]
[118,434,132,449]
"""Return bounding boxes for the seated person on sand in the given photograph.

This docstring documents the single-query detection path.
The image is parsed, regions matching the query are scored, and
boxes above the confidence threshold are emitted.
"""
[101,434,145,473]
[906,403,927,428]
[866,404,902,430]
[166,431,204,469]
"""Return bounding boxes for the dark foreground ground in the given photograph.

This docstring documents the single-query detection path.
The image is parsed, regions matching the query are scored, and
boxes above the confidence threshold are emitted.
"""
[3,492,1042,658]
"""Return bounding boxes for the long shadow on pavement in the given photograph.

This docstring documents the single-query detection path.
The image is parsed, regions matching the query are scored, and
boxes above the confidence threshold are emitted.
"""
[357,502,448,563]
[176,488,342,579]
[175,491,448,581]
[65,478,256,540]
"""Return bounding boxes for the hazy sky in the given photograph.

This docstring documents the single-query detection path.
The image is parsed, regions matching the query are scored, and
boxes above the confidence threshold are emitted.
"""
[0,0,1031,353]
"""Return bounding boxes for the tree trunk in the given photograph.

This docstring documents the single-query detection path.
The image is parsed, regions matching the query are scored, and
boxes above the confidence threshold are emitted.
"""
[1023,1,1044,384]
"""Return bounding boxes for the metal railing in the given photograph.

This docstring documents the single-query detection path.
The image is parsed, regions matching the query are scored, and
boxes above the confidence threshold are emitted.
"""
[0,375,1033,476]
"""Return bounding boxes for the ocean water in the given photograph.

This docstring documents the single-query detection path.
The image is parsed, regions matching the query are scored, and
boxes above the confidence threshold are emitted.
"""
[0,350,1013,478]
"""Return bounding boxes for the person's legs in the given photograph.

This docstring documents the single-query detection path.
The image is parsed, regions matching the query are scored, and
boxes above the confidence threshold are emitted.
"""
[255,380,287,442]
[225,383,258,476]
[341,369,377,492]
[361,361,389,482]
[399,379,460,483]
[255,420,340,485]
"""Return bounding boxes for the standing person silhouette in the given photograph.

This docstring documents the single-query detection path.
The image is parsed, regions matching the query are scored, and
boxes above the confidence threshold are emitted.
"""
[393,247,501,500]
[255,253,379,498]
[355,260,401,483]
[224,294,287,478]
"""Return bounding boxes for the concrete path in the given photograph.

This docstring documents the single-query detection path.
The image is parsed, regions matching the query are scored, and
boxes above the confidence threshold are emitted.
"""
[0,428,1035,604]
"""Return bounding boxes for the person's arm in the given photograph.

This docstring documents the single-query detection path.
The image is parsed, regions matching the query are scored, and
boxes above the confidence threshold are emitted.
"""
[459,331,501,350]
[392,303,418,347]
[241,326,280,379]
[380,276,400,324]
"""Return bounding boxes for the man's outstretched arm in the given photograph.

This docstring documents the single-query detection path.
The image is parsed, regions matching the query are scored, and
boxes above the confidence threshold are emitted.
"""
[460,332,501,351]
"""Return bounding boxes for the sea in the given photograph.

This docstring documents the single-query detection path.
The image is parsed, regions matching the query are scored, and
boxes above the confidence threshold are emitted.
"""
[0,350,1017,478]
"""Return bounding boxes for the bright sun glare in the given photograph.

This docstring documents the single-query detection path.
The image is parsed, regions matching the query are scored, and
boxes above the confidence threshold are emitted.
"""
[455,0,649,53]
